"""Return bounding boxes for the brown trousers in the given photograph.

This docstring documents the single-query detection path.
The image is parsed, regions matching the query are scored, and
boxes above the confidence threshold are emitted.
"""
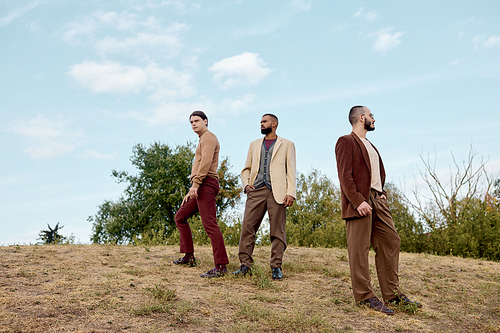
[239,186,286,269]
[346,189,401,302]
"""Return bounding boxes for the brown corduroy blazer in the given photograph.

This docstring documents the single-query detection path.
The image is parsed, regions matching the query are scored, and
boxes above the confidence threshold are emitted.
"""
[335,132,386,220]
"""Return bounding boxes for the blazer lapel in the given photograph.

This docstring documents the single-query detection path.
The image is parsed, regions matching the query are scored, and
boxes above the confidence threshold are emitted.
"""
[271,136,282,161]
[350,132,371,173]
[254,138,264,164]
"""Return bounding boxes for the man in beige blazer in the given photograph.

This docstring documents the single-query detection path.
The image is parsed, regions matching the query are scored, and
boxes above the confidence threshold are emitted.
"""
[232,114,296,280]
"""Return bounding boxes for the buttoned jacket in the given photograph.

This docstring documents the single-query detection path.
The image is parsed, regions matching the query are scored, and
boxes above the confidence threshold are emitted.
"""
[335,132,386,220]
[241,136,296,204]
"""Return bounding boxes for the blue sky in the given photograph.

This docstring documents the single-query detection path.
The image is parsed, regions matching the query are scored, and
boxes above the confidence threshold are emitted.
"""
[1,0,499,244]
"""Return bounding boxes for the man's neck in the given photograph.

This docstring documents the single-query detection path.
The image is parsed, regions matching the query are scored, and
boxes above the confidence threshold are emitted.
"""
[197,128,208,137]
[353,127,367,139]
[265,130,277,140]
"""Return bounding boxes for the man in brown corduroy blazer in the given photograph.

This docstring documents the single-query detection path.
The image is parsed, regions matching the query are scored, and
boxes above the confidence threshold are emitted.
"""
[335,106,421,315]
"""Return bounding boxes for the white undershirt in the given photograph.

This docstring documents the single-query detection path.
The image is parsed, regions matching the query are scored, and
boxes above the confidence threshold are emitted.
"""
[359,137,383,193]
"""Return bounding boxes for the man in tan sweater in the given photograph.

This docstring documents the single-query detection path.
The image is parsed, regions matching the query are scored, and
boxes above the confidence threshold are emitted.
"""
[173,111,229,278]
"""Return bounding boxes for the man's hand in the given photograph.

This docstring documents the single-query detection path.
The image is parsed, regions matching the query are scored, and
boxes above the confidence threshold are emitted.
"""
[356,201,372,216]
[380,194,387,200]
[283,195,295,208]
[182,187,198,205]
[245,185,255,193]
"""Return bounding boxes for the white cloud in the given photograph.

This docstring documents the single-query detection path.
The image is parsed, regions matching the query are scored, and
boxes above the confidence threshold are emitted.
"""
[352,7,381,22]
[182,55,200,70]
[233,20,284,37]
[0,0,40,27]
[60,18,97,46]
[472,35,500,49]
[118,93,256,126]
[60,11,188,58]
[131,101,208,126]
[190,3,202,10]
[78,149,118,161]
[368,27,405,54]
[290,0,313,12]
[365,11,381,23]
[68,61,196,100]
[449,58,464,66]
[483,36,500,48]
[25,144,75,160]
[29,21,40,32]
[131,1,185,12]
[93,10,138,30]
[68,61,148,94]
[94,31,184,57]
[9,116,79,160]
[352,7,364,18]
[232,2,309,37]
[209,52,273,90]
[219,94,257,114]
[145,63,196,101]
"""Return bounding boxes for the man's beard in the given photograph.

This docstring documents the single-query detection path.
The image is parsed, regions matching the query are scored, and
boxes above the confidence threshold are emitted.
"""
[364,118,375,131]
[261,127,272,135]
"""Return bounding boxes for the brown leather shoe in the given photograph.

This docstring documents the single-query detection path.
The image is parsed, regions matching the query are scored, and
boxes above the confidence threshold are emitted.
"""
[360,297,394,315]
[173,257,196,266]
[388,294,422,308]
[201,266,227,278]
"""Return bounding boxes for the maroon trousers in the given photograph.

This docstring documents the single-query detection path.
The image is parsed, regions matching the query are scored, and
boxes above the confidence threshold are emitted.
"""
[175,177,228,266]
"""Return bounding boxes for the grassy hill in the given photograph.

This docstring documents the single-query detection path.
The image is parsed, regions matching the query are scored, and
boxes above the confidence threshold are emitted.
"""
[1,245,499,332]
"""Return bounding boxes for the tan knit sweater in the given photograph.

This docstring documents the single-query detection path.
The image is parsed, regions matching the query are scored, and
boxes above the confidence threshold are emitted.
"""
[190,130,220,188]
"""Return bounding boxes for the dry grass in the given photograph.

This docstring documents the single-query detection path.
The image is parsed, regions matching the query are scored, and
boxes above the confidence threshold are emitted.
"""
[1,244,499,333]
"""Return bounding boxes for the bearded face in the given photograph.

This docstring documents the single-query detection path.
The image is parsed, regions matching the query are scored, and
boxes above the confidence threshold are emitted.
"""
[261,127,272,135]
[364,115,375,131]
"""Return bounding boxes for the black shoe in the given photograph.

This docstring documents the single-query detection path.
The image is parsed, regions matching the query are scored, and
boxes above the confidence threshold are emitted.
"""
[272,267,283,280]
[232,265,252,276]
[360,297,394,315]
[173,256,196,266]
[388,294,422,308]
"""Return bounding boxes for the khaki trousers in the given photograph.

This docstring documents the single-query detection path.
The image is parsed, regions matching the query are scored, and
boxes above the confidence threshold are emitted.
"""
[346,189,401,302]
[239,186,287,269]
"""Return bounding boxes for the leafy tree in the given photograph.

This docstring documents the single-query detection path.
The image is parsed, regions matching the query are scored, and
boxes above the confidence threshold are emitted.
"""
[286,169,345,248]
[38,222,66,244]
[89,142,241,244]
[404,147,489,232]
[384,183,428,253]
[448,197,500,260]
[493,179,500,199]
[216,158,242,215]
[399,146,500,260]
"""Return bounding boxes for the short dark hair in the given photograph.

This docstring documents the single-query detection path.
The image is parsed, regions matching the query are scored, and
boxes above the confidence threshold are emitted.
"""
[348,106,366,125]
[190,110,208,126]
[262,113,278,127]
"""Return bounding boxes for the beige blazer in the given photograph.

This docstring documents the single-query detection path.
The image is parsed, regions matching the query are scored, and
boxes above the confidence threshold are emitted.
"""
[241,136,296,204]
